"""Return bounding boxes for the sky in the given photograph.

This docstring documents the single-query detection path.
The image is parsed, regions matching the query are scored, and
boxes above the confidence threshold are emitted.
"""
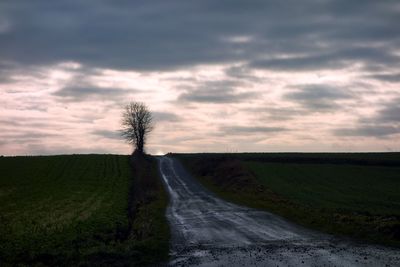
[1,0,400,155]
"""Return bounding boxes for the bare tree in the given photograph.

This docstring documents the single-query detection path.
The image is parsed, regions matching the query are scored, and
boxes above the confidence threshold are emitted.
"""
[121,102,154,154]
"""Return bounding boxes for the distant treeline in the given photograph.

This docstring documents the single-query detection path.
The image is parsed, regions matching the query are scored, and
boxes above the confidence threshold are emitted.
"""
[173,152,400,167]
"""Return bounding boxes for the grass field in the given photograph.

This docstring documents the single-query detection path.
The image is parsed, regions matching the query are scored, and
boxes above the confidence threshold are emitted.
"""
[175,153,400,246]
[0,154,169,266]
[248,162,400,215]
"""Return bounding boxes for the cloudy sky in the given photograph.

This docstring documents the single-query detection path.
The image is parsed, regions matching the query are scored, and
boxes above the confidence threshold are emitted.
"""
[1,0,400,155]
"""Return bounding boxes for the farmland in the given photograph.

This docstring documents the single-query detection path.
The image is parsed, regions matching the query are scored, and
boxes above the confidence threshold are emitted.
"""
[0,154,169,266]
[176,152,400,246]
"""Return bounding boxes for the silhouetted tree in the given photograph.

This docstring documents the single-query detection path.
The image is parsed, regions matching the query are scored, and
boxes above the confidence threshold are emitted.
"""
[121,102,154,154]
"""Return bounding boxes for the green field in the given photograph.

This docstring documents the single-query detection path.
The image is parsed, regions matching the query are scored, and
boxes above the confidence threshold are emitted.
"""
[176,153,400,246]
[0,154,169,266]
[247,162,400,215]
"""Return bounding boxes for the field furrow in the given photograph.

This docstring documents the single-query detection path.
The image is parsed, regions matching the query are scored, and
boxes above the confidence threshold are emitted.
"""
[0,154,130,264]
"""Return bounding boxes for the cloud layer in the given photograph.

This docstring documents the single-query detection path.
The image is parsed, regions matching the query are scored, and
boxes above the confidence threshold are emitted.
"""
[1,0,399,155]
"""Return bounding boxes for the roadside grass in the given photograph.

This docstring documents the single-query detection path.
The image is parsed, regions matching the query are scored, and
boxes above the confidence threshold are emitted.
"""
[126,152,170,266]
[0,154,169,266]
[175,153,400,247]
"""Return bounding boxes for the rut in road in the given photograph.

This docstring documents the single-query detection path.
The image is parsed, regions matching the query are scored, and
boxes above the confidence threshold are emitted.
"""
[158,156,400,267]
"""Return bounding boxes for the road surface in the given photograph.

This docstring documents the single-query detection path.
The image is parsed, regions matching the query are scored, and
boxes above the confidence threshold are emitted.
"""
[158,156,400,266]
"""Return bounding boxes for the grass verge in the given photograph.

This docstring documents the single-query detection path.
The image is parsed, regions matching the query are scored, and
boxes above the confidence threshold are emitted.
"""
[0,154,169,266]
[175,153,400,247]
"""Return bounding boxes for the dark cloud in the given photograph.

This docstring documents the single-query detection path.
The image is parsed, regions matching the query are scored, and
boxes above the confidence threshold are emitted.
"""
[221,126,287,135]
[358,98,400,124]
[366,73,400,83]
[263,108,302,121]
[53,85,134,102]
[0,118,45,128]
[0,0,398,73]
[261,108,303,121]
[0,63,15,84]
[178,80,257,103]
[356,98,400,125]
[153,111,181,122]
[377,101,400,123]
[0,132,61,144]
[334,125,399,137]
[91,130,122,140]
[0,61,47,84]
[249,47,400,72]
[249,53,345,71]
[225,65,261,82]
[284,84,352,111]
[334,98,400,138]
[179,90,256,104]
[242,106,303,121]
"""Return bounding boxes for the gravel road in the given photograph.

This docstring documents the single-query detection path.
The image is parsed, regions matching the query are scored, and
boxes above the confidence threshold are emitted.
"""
[158,156,400,266]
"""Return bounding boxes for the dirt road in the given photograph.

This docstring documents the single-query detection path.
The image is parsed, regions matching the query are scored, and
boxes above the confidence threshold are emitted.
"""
[158,156,400,266]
